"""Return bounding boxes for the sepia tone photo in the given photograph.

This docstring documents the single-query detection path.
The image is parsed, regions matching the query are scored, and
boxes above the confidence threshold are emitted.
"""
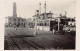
[4,0,76,50]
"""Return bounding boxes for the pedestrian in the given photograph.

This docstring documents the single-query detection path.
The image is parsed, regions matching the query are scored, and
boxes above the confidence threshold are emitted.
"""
[16,27,17,30]
[52,28,55,34]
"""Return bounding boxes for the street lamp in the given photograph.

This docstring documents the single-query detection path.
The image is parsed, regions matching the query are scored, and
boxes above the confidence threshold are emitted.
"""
[58,18,60,31]
[34,10,39,35]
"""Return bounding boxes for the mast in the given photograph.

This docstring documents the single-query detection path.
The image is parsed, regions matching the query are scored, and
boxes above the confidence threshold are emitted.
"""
[58,18,60,31]
[44,1,46,13]
[39,2,41,15]
[44,1,46,19]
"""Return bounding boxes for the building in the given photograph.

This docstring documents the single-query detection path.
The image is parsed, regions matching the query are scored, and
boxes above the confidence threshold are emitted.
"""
[26,18,35,28]
[5,16,26,27]
[33,10,57,31]
[32,2,59,31]
[5,2,26,27]
[32,2,76,32]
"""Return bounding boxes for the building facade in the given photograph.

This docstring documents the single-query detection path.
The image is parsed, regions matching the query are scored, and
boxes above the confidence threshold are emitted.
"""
[5,2,26,27]
[33,10,76,32]
[5,16,26,27]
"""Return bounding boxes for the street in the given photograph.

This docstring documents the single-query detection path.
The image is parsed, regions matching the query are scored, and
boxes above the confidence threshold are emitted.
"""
[4,27,75,50]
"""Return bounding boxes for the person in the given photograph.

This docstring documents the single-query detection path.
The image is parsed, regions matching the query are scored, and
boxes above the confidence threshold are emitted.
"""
[52,27,55,34]
[15,26,17,30]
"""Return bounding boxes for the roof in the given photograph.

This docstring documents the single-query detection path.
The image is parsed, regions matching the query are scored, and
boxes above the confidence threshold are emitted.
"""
[5,16,25,20]
[41,12,53,15]
[32,12,53,17]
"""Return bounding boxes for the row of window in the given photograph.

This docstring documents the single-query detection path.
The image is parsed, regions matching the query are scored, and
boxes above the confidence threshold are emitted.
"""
[37,23,49,26]
[9,23,24,25]
[9,18,23,21]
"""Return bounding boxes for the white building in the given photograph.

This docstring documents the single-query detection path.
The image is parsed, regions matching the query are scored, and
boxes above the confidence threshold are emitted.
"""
[5,2,26,27]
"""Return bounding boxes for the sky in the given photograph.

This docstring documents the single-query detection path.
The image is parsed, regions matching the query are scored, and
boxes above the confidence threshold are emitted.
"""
[2,0,76,19]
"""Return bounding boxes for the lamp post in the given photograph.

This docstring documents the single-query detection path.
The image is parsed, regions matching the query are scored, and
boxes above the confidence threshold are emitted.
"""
[34,10,39,35]
[34,15,37,35]
[34,17,37,35]
[58,18,60,31]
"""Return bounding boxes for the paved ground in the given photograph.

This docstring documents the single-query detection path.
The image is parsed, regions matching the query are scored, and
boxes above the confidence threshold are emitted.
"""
[4,27,75,50]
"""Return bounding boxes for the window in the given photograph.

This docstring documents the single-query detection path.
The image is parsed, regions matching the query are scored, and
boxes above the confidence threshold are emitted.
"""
[9,18,11,20]
[40,23,41,26]
[9,22,11,24]
[14,19,16,21]
[45,23,46,26]
[42,23,43,26]
[14,23,16,25]
[22,20,23,21]
[18,19,20,21]
[37,23,40,26]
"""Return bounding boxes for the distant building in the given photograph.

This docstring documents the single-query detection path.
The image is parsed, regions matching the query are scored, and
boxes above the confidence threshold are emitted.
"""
[33,10,56,31]
[26,18,35,28]
[32,2,76,32]
[5,2,26,27]
[32,2,58,31]
[5,16,26,27]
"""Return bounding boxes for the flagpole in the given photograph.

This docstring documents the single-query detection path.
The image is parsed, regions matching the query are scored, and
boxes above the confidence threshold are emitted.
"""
[44,1,46,19]
[39,2,41,15]
[34,10,37,35]
[58,18,60,31]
